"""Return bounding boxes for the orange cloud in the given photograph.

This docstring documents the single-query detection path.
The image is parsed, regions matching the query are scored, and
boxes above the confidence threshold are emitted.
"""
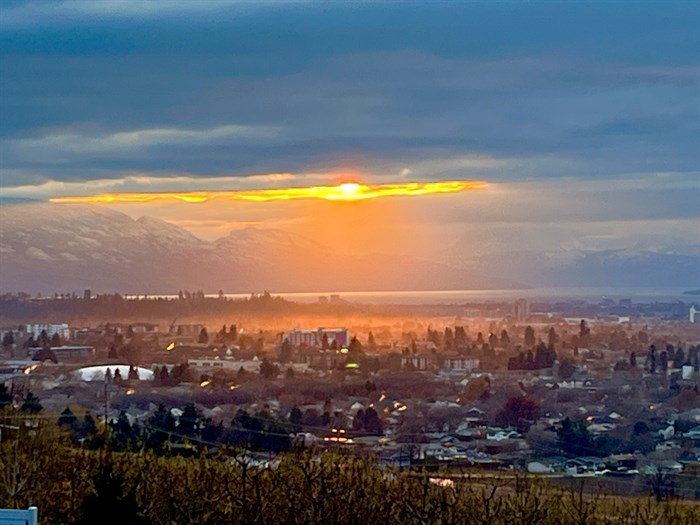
[49,180,487,204]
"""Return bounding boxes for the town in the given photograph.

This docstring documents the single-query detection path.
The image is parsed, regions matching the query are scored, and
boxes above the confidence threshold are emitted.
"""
[1,291,699,503]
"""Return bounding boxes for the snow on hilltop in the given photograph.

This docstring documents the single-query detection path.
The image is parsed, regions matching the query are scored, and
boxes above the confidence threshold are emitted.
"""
[0,202,511,293]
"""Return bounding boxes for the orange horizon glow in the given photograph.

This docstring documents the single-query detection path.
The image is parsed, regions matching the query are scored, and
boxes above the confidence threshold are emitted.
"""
[48,180,487,205]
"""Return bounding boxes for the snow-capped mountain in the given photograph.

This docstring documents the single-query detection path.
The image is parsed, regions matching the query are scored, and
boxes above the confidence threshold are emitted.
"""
[0,203,516,294]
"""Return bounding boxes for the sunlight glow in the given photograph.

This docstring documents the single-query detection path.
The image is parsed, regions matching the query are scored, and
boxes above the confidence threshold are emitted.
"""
[49,180,486,205]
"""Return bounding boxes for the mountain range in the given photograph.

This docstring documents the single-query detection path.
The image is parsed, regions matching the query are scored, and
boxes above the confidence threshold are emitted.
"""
[0,203,697,294]
[0,203,518,294]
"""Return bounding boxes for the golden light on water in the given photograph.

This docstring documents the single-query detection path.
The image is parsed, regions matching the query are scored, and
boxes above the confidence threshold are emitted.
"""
[49,180,486,205]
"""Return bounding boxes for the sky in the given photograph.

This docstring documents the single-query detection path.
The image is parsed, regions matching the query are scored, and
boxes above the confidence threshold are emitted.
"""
[0,0,699,267]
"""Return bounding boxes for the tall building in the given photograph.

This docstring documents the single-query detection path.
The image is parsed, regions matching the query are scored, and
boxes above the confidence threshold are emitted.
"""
[514,299,530,323]
[691,305,698,323]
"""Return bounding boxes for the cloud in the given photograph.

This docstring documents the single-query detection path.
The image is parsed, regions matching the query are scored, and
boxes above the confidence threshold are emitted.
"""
[9,124,279,158]
[0,1,305,28]
[0,1,697,266]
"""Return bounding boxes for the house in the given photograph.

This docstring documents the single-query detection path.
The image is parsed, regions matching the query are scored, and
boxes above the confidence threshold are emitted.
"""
[527,457,566,474]
[486,429,521,441]
[605,454,638,473]
[684,426,700,439]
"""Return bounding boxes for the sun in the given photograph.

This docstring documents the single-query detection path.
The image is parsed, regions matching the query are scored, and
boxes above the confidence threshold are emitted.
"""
[339,182,361,196]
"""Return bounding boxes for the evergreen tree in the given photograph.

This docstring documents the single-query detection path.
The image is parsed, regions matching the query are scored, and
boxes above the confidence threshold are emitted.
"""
[674,347,685,367]
[81,413,97,438]
[579,320,591,347]
[289,406,303,426]
[178,403,201,438]
[111,410,134,450]
[260,358,279,379]
[557,417,594,457]
[58,406,78,429]
[348,336,363,357]
[524,326,535,347]
[500,329,510,346]
[280,339,292,362]
[1,331,14,349]
[367,331,376,349]
[362,407,384,435]
[0,384,12,408]
[21,391,42,413]
[198,328,209,344]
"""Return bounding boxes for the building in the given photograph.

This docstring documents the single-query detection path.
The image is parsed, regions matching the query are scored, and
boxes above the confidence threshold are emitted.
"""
[514,299,530,322]
[690,305,698,323]
[283,328,349,348]
[441,356,480,373]
[32,345,95,362]
[25,323,70,339]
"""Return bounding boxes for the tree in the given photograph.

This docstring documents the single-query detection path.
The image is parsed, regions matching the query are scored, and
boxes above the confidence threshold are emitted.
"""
[488,332,498,348]
[147,404,176,450]
[38,329,50,347]
[524,326,535,347]
[500,330,510,347]
[81,413,97,439]
[348,336,363,357]
[21,391,42,413]
[279,339,292,363]
[260,358,279,379]
[0,384,12,408]
[1,331,14,349]
[126,325,135,339]
[496,397,539,433]
[78,462,147,525]
[648,344,657,374]
[547,327,558,347]
[648,471,676,503]
[322,333,330,350]
[362,407,384,435]
[58,406,78,429]
[558,357,577,380]
[289,406,303,426]
[178,403,202,438]
[228,324,238,343]
[198,328,209,344]
[556,417,594,457]
[217,325,227,343]
[368,331,376,349]
[111,410,135,451]
[674,347,685,368]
